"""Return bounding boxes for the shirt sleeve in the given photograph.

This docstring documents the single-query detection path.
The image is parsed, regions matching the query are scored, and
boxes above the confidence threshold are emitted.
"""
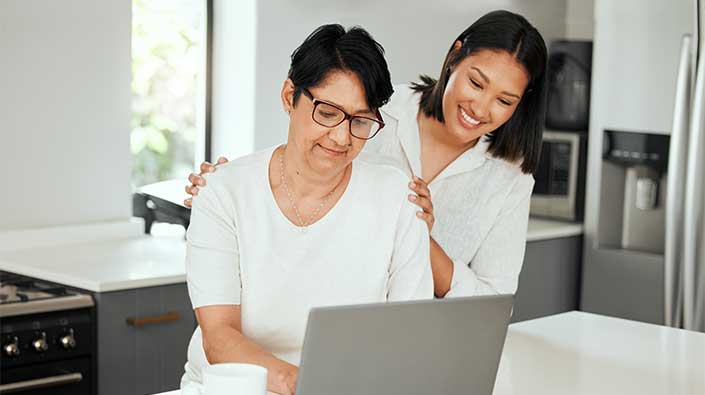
[185,172,242,308]
[387,196,434,301]
[444,175,533,297]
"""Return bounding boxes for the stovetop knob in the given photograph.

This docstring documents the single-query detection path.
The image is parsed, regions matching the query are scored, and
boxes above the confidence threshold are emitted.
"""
[32,333,48,352]
[3,338,20,357]
[60,332,76,350]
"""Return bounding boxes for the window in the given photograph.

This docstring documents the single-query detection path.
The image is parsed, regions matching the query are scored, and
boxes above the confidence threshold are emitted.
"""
[130,0,209,188]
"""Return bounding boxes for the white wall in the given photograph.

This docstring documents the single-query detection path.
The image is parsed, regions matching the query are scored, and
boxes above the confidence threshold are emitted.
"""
[565,0,594,39]
[212,0,569,156]
[0,0,132,231]
[210,0,257,161]
[0,0,581,232]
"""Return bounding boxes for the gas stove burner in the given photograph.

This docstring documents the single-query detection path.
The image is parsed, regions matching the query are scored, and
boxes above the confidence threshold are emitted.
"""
[0,284,18,302]
[0,271,94,317]
[0,272,74,305]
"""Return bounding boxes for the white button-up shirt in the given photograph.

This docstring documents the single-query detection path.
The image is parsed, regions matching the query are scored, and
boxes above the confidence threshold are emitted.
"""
[362,84,535,296]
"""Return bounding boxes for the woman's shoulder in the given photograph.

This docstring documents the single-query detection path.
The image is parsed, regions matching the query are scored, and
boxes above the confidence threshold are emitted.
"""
[226,147,273,170]
[351,155,416,217]
[380,83,420,122]
[355,153,411,187]
[482,154,535,193]
[201,147,273,190]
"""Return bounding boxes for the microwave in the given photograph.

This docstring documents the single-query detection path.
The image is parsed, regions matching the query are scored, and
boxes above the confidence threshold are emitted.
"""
[530,130,588,221]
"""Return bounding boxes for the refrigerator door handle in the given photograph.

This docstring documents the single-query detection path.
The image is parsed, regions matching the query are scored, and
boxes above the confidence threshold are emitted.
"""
[665,35,692,328]
[683,29,705,331]
[696,0,705,335]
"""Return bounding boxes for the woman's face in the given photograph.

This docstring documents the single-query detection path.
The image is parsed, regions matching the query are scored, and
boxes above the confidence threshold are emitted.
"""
[282,71,373,177]
[441,48,530,146]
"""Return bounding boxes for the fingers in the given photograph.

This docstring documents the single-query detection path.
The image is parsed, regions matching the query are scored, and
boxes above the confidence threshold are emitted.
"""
[408,176,433,212]
[408,193,432,213]
[183,198,193,208]
[199,161,215,174]
[408,176,431,198]
[187,157,227,205]
[197,157,228,176]
[188,173,205,187]
[415,210,435,231]
[409,176,434,231]
[216,156,229,165]
[185,184,200,196]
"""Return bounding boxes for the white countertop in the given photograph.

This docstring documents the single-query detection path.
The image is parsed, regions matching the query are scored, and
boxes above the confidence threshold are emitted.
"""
[151,311,705,395]
[494,311,705,394]
[0,217,579,293]
[0,234,186,292]
[526,217,583,242]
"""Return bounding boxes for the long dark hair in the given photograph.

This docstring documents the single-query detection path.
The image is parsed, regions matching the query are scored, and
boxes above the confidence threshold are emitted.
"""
[411,10,547,174]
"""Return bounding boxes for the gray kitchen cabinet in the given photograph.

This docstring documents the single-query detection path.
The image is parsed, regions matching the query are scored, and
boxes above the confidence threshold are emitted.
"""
[93,283,196,395]
[512,236,583,323]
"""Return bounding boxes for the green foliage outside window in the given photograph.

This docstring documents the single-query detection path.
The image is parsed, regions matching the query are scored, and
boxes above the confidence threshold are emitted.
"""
[131,0,204,187]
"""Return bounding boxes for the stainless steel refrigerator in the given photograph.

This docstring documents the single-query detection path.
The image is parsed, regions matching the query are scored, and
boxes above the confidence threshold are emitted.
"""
[582,0,705,332]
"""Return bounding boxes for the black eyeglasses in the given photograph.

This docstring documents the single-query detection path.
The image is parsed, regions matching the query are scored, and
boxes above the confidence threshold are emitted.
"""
[301,89,385,140]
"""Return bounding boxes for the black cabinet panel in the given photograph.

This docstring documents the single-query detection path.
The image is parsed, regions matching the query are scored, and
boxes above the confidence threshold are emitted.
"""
[94,284,196,395]
[512,236,583,322]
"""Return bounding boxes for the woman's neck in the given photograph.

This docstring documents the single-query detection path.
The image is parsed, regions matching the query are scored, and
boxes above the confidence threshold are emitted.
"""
[419,114,478,154]
[279,145,349,199]
[417,114,479,182]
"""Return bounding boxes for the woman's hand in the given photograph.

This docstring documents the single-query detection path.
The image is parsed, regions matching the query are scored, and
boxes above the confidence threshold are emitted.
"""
[269,365,298,395]
[184,156,229,207]
[277,366,298,395]
[196,305,297,394]
[408,176,434,232]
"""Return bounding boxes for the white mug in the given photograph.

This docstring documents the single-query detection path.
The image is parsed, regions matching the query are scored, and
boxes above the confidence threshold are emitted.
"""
[202,363,268,395]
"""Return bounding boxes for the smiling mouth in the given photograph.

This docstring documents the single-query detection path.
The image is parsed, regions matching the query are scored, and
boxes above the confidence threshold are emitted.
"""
[459,106,483,128]
[318,144,347,156]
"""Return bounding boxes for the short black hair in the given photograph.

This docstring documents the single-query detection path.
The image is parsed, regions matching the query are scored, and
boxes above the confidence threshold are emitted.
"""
[411,10,548,174]
[288,24,394,110]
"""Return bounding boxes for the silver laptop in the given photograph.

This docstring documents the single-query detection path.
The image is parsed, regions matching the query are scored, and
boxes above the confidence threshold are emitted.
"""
[296,294,513,395]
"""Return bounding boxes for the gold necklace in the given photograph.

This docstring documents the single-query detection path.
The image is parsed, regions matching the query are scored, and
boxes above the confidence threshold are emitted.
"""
[278,147,339,233]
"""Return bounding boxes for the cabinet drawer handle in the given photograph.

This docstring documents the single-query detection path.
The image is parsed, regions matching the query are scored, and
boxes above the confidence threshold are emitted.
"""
[126,311,180,328]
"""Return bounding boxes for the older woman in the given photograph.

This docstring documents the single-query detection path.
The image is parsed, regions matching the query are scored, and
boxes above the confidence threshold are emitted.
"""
[181,25,432,395]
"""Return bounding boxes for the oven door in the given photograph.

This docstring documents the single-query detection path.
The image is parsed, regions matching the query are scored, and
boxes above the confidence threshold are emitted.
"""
[0,357,92,395]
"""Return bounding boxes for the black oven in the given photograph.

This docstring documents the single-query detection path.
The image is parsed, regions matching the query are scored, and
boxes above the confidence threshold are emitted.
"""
[1,356,92,395]
[0,272,95,395]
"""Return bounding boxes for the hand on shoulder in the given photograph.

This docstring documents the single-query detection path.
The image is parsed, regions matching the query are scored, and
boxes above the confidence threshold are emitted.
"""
[184,156,229,207]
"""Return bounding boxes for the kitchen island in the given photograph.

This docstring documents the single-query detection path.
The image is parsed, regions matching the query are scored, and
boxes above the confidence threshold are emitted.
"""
[152,311,705,395]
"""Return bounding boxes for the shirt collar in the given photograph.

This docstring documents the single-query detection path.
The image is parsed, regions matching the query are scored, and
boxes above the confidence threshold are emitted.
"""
[382,85,423,176]
[383,85,489,184]
[433,136,490,183]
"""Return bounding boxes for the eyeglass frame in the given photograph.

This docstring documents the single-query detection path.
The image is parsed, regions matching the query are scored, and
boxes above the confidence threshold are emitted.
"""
[299,88,386,140]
